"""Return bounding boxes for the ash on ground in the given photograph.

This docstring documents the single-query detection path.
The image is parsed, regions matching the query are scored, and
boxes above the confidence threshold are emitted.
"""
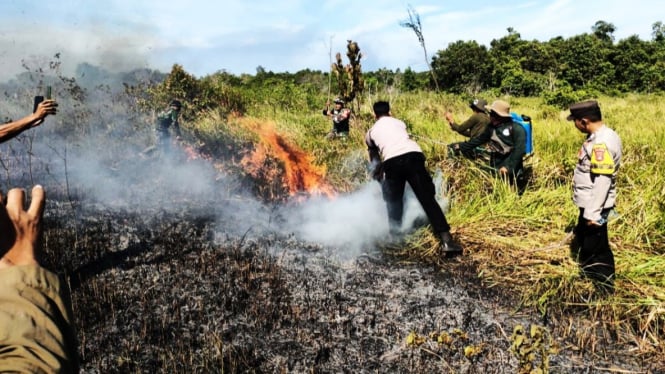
[41,196,650,373]
[26,147,652,373]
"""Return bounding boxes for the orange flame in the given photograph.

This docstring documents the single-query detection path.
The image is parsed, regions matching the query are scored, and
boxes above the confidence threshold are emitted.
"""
[238,118,336,199]
[180,142,209,161]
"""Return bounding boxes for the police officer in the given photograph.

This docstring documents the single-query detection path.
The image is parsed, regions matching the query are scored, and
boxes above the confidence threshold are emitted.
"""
[568,100,622,294]
[322,97,351,140]
[452,100,526,182]
[155,99,182,153]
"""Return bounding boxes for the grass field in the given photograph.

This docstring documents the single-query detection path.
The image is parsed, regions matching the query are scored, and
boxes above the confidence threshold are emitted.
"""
[197,91,665,366]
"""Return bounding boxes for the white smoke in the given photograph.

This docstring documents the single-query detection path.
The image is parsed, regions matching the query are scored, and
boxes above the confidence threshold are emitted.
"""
[280,174,449,259]
[0,61,451,261]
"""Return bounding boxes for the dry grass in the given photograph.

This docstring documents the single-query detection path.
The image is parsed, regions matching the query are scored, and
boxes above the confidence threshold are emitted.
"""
[262,92,665,368]
[112,90,665,370]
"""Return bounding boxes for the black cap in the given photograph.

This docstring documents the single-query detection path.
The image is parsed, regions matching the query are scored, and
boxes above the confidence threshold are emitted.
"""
[170,99,182,109]
[567,100,601,121]
[470,99,488,113]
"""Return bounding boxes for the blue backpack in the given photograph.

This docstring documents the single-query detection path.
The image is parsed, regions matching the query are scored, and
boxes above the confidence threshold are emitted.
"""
[510,112,534,157]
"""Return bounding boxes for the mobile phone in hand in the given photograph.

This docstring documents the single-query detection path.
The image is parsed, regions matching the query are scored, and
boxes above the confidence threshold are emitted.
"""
[32,86,52,113]
[33,95,44,113]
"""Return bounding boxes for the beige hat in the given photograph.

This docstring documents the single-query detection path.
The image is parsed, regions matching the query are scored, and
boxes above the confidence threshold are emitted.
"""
[486,100,511,118]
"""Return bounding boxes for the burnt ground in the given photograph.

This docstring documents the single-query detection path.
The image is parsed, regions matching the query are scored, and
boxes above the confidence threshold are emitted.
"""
[40,204,656,372]
[28,153,657,373]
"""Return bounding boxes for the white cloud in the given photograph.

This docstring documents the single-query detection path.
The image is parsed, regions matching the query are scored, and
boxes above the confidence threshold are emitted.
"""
[0,0,660,79]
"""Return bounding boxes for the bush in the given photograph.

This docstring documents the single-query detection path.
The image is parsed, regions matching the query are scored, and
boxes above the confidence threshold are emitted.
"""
[541,85,598,109]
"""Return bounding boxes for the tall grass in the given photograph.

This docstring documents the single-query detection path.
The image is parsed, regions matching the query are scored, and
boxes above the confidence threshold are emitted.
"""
[193,91,665,364]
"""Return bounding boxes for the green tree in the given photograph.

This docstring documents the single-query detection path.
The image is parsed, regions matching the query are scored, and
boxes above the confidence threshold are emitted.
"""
[499,60,546,96]
[431,40,491,94]
[518,40,557,75]
[553,33,613,91]
[646,27,665,91]
[364,68,397,94]
[652,21,665,42]
[488,28,528,88]
[401,67,428,91]
[592,20,616,44]
[611,35,651,91]
[146,64,201,119]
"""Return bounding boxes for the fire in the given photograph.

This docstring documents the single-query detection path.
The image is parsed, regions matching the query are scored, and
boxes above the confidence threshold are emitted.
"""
[238,118,336,199]
[180,142,210,161]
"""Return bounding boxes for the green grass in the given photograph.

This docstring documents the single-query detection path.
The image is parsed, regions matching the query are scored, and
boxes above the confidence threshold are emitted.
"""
[192,91,665,365]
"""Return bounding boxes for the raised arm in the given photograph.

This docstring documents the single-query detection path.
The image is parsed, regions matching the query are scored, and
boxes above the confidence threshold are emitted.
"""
[0,100,57,144]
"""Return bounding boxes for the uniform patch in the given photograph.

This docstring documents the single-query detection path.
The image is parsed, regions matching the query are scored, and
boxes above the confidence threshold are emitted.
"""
[590,143,615,175]
[594,147,606,161]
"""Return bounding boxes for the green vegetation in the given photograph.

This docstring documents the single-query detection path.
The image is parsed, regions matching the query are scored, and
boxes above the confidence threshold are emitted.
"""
[140,56,665,366]
[6,18,663,370]
[429,22,665,97]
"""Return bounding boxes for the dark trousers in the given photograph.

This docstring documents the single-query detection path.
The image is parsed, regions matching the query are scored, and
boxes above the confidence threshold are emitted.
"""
[381,152,450,235]
[156,130,172,153]
[573,208,615,292]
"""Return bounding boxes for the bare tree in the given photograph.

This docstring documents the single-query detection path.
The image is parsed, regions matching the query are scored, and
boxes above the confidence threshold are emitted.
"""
[400,4,439,91]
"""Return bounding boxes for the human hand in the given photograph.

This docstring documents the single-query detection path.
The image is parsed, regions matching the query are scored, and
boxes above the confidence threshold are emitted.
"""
[447,143,461,157]
[444,111,454,124]
[586,217,606,227]
[371,162,384,182]
[33,100,58,125]
[499,167,508,175]
[0,185,45,269]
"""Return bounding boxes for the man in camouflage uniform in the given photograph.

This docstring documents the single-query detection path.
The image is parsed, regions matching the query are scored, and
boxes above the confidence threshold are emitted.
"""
[446,98,492,160]
[155,99,182,153]
[568,100,622,294]
[322,97,351,140]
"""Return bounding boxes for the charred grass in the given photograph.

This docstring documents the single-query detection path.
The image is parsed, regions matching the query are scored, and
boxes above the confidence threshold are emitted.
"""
[4,90,663,372]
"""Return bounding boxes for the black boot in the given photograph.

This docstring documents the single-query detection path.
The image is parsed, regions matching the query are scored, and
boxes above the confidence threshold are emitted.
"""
[439,232,463,255]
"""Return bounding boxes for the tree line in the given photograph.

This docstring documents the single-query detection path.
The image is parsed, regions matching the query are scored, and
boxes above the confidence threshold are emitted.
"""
[232,21,664,109]
[4,19,664,123]
[428,21,665,97]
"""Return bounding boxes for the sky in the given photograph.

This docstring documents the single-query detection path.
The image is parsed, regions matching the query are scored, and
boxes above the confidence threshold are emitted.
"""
[0,0,661,80]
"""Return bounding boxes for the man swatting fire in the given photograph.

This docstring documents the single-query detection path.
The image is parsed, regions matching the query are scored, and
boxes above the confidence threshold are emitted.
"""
[365,101,463,256]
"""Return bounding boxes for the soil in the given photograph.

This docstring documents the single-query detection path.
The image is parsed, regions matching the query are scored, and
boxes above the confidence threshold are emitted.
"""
[28,152,657,373]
